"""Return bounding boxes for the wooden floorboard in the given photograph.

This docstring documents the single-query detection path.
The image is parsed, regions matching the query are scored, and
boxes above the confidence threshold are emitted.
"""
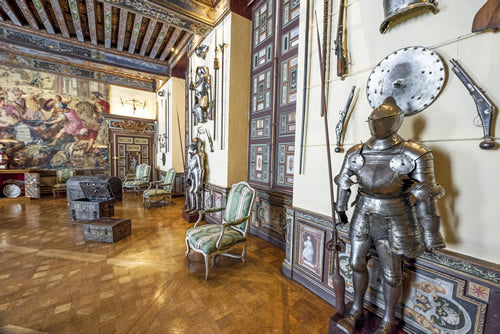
[0,194,335,333]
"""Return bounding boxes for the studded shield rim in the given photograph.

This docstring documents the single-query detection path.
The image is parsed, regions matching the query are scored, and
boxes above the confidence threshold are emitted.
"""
[366,46,447,116]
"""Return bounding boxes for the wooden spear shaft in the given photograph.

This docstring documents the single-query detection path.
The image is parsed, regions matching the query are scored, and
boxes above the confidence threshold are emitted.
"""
[315,11,346,315]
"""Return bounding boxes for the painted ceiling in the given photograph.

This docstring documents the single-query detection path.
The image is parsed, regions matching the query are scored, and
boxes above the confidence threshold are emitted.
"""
[0,0,222,86]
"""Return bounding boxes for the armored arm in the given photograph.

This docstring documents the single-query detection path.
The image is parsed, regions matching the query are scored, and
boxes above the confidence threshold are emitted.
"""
[335,144,360,215]
[407,143,446,251]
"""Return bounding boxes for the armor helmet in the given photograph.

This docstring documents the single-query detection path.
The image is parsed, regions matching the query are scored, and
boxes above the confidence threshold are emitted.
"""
[368,97,404,139]
[380,0,437,34]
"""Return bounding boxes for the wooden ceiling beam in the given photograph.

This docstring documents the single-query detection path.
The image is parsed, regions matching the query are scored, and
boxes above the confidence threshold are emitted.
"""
[49,0,70,38]
[0,24,169,78]
[116,8,128,51]
[167,32,192,65]
[139,18,156,56]
[85,0,97,45]
[159,29,182,61]
[128,13,143,54]
[103,3,112,48]
[149,23,169,59]
[16,0,38,30]
[0,2,21,26]
[67,0,84,42]
[32,0,55,34]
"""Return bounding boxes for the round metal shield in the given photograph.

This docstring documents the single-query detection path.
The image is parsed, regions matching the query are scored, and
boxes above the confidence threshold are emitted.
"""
[366,46,446,116]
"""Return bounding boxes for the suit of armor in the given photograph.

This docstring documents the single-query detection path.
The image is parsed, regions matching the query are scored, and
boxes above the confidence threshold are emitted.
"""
[186,138,205,212]
[336,97,445,333]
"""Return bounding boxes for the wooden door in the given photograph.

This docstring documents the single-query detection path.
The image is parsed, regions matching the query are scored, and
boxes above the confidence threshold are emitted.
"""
[109,131,155,180]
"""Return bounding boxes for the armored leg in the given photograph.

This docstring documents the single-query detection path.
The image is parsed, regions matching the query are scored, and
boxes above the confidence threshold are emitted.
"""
[350,237,372,314]
[337,237,372,332]
[374,239,402,326]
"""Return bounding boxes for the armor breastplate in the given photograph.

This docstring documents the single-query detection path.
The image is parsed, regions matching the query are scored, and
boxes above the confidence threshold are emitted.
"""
[352,145,413,198]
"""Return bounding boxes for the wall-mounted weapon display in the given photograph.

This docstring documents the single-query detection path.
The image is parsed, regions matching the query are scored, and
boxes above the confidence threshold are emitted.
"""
[335,0,348,78]
[196,126,214,152]
[219,41,228,150]
[158,90,171,166]
[380,0,438,34]
[298,0,311,175]
[314,10,346,316]
[472,0,500,32]
[189,57,195,139]
[119,97,147,114]
[335,85,356,153]
[450,58,497,150]
[194,44,209,59]
[192,66,212,124]
[366,46,446,116]
[213,32,220,140]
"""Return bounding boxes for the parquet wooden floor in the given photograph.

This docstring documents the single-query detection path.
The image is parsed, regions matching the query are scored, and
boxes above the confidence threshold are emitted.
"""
[0,194,335,333]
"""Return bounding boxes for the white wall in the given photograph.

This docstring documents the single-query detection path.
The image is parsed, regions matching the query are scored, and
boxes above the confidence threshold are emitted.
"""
[156,77,186,174]
[189,13,251,188]
[293,0,500,263]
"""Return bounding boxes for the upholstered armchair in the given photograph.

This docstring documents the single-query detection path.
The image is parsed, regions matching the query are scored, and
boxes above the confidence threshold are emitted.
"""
[52,169,75,197]
[122,164,151,194]
[143,168,176,208]
[185,181,256,280]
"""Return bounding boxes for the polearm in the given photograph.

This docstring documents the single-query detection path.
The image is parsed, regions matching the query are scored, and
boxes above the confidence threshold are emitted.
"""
[176,109,185,170]
[335,0,347,78]
[213,31,220,141]
[298,0,311,175]
[315,11,346,315]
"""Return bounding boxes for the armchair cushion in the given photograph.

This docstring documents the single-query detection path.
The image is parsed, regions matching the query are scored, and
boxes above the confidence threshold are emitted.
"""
[143,188,171,197]
[186,225,246,254]
[123,180,148,187]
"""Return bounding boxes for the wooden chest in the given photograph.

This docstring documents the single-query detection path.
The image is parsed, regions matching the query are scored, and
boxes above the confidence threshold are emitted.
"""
[69,199,114,221]
[67,176,122,202]
[69,181,117,221]
[83,218,131,243]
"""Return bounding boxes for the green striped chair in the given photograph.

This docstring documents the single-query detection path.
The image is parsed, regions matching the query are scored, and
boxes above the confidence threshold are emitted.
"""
[122,164,151,194]
[185,181,256,280]
[52,169,75,197]
[143,168,176,208]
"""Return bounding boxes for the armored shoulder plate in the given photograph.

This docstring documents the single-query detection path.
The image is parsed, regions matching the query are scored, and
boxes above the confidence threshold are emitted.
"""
[345,144,364,171]
[400,140,431,161]
[346,143,363,155]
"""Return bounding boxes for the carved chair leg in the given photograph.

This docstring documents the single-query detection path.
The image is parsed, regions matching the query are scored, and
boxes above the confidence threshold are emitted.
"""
[204,254,210,280]
[241,243,247,264]
[185,238,191,256]
[211,255,216,268]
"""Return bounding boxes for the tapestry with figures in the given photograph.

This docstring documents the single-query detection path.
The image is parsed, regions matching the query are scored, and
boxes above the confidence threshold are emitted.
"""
[0,65,110,169]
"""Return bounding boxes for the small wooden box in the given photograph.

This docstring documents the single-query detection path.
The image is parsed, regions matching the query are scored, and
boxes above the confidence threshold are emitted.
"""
[83,218,131,243]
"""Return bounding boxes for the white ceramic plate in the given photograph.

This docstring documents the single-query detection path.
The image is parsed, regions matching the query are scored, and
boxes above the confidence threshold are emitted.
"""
[3,184,21,198]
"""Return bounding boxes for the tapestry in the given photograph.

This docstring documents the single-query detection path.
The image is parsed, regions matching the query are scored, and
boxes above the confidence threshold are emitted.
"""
[0,66,110,169]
